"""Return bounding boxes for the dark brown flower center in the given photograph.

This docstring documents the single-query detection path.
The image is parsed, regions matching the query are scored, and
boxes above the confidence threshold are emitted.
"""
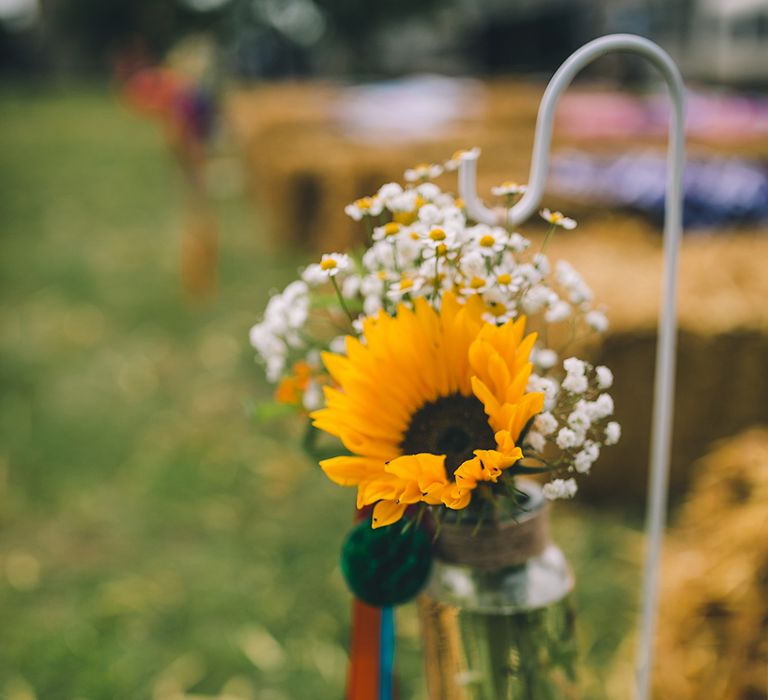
[399,393,496,478]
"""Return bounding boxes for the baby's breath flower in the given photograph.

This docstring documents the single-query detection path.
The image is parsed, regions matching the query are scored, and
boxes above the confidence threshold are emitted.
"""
[567,406,592,434]
[556,260,593,304]
[591,393,615,419]
[522,285,553,314]
[605,421,622,446]
[563,357,586,376]
[596,365,614,389]
[534,411,558,436]
[543,478,578,500]
[556,427,581,450]
[404,162,443,182]
[586,310,609,333]
[574,441,600,473]
[540,208,577,230]
[527,374,559,410]
[526,430,546,453]
[562,373,588,394]
[533,348,558,370]
[492,181,527,197]
[545,299,572,323]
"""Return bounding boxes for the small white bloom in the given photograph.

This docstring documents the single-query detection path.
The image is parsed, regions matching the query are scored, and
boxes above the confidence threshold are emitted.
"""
[507,232,529,253]
[527,375,559,411]
[556,427,580,450]
[388,189,419,213]
[457,250,485,279]
[596,365,614,389]
[404,162,443,182]
[444,147,481,171]
[522,285,553,314]
[605,421,621,445]
[540,208,577,229]
[517,263,543,286]
[491,181,527,197]
[573,445,598,474]
[534,348,558,370]
[562,374,588,394]
[545,299,572,323]
[543,478,578,500]
[342,274,361,299]
[592,393,615,419]
[302,253,350,285]
[344,196,383,221]
[377,182,403,202]
[363,295,383,316]
[418,204,442,226]
[415,182,441,201]
[534,411,558,436]
[533,253,551,275]
[567,407,592,434]
[563,357,586,376]
[387,276,422,300]
[526,430,546,453]
[301,264,327,287]
[302,380,324,411]
[556,260,593,304]
[329,335,348,354]
[586,310,609,333]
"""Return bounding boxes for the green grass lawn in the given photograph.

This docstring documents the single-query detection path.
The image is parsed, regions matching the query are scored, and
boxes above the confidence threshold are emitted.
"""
[0,85,642,699]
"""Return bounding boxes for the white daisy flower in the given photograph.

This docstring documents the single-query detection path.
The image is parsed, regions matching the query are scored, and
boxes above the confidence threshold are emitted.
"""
[491,181,527,197]
[444,147,481,171]
[404,162,443,182]
[344,196,383,221]
[540,208,577,230]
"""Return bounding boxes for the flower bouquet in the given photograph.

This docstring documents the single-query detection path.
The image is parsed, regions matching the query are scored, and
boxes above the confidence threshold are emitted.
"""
[249,151,620,697]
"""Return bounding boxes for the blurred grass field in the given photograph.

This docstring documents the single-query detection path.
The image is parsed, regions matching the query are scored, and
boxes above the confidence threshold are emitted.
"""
[0,86,643,699]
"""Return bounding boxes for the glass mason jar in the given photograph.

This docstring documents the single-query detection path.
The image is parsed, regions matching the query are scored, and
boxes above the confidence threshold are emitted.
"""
[419,480,577,699]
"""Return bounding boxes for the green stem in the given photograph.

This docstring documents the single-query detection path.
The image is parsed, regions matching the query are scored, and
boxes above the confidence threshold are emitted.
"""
[330,276,355,325]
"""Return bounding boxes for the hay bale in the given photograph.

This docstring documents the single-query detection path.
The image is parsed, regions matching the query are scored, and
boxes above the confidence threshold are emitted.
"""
[653,427,768,699]
[540,224,768,505]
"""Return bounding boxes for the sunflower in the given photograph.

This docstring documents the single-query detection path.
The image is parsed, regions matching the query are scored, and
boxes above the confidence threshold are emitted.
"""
[311,292,544,528]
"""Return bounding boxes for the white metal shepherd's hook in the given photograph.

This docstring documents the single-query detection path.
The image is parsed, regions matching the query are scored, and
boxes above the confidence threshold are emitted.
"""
[460,34,685,700]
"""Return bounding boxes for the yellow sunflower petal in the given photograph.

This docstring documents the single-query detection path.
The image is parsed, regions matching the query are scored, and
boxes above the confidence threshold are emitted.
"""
[320,456,385,486]
[372,500,408,528]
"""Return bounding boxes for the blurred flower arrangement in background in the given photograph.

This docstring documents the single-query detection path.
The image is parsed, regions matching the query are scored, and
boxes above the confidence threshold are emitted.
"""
[249,150,620,527]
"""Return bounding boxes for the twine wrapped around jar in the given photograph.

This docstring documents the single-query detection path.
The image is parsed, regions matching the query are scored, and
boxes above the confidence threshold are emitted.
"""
[433,502,550,572]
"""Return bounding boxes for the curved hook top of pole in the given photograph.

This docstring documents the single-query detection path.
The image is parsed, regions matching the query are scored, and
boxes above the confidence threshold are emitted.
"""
[459,34,686,700]
[459,33,685,227]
